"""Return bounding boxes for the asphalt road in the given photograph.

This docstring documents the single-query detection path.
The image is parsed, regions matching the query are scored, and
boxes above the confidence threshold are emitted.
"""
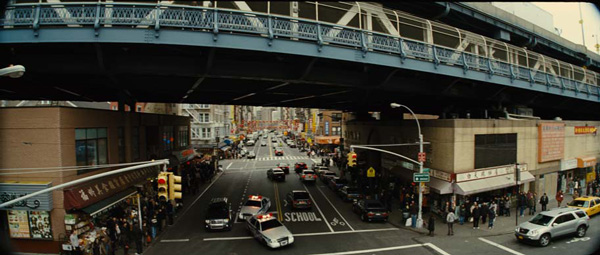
[143,133,600,255]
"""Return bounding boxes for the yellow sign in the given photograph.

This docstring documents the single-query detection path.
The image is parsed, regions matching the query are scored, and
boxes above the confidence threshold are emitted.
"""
[367,167,376,178]
[307,138,312,145]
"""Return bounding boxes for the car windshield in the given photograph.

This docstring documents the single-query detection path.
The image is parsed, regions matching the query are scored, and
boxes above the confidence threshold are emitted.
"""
[568,200,590,207]
[279,163,289,167]
[273,170,284,174]
[367,203,384,209]
[245,200,261,207]
[261,219,282,231]
[294,192,310,199]
[529,214,554,226]
[207,205,228,218]
[304,171,314,174]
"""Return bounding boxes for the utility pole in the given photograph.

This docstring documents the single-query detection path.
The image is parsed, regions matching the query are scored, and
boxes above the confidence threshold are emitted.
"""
[579,3,586,47]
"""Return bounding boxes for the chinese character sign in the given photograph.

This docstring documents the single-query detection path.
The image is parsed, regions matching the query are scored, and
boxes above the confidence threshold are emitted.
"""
[538,122,565,162]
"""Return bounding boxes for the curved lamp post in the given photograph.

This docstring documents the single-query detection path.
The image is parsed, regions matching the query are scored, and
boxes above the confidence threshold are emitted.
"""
[390,103,424,228]
[0,65,25,78]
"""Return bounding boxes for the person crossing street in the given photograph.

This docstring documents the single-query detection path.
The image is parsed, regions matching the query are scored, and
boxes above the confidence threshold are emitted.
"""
[446,209,456,235]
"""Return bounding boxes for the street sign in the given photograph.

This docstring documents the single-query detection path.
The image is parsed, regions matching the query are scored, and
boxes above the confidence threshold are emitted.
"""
[367,167,376,178]
[418,152,426,162]
[423,168,430,173]
[413,173,430,182]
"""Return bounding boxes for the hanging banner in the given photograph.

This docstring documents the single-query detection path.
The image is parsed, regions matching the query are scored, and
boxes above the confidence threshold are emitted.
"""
[325,121,330,135]
[574,126,597,135]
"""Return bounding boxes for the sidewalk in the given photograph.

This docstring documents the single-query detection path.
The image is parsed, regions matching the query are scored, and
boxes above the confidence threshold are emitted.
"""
[388,193,575,237]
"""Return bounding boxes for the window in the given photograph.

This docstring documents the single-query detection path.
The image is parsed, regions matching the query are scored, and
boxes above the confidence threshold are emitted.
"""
[178,126,189,147]
[75,128,108,173]
[575,211,587,218]
[474,134,517,169]
[331,126,341,136]
[132,127,140,160]
[201,128,212,139]
[163,126,173,151]
[191,127,200,139]
[199,113,210,123]
[118,127,125,163]
[331,113,342,122]
[136,105,142,112]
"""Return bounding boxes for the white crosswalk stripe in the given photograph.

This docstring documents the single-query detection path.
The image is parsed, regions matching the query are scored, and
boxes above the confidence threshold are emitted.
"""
[236,156,323,162]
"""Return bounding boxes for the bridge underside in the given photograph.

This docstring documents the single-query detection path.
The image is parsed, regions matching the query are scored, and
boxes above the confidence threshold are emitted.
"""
[1,42,598,120]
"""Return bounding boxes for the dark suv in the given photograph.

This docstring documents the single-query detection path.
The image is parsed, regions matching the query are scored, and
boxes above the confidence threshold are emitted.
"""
[267,168,286,182]
[353,199,388,222]
[205,197,232,231]
[276,163,290,174]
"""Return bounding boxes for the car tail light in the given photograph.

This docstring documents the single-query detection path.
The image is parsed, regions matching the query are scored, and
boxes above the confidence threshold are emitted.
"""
[367,212,374,217]
[302,175,306,178]
[382,212,389,217]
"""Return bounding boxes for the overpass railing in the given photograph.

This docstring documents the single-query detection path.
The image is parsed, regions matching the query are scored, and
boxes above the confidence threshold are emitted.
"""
[1,2,599,99]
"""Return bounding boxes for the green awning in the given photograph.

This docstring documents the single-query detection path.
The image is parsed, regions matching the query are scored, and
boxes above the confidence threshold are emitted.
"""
[81,188,137,217]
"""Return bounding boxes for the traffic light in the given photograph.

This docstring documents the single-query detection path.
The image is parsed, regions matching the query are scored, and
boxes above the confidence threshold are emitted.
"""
[347,152,357,167]
[168,172,183,200]
[157,172,169,202]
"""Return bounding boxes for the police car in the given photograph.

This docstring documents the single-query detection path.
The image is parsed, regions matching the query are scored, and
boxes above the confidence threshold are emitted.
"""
[247,213,294,248]
[238,195,271,221]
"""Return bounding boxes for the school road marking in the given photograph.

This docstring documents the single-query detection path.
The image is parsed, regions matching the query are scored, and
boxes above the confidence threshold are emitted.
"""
[308,243,450,255]
[203,228,400,241]
[479,237,525,255]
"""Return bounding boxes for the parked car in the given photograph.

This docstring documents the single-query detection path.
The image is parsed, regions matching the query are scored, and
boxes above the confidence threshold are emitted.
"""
[294,162,308,173]
[247,213,294,248]
[286,190,312,210]
[299,170,317,183]
[328,177,348,191]
[267,168,285,182]
[567,196,600,216]
[205,197,232,231]
[246,140,255,146]
[338,186,363,202]
[247,151,256,159]
[276,163,290,174]
[514,207,589,247]
[261,141,267,146]
[318,170,337,182]
[238,195,271,221]
[352,199,388,222]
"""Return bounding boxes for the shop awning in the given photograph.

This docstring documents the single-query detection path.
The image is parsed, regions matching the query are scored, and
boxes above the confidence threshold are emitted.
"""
[428,177,454,194]
[577,156,597,168]
[454,171,535,196]
[81,188,137,217]
[315,136,340,145]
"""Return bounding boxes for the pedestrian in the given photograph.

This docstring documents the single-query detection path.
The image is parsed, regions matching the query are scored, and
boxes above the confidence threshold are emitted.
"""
[527,192,535,215]
[518,192,527,217]
[540,193,549,211]
[504,196,511,217]
[427,215,435,236]
[472,203,480,229]
[573,190,580,200]
[556,190,564,207]
[133,224,143,255]
[70,231,81,255]
[446,209,456,235]
[481,202,488,224]
[409,201,418,228]
[459,204,466,225]
[488,207,496,229]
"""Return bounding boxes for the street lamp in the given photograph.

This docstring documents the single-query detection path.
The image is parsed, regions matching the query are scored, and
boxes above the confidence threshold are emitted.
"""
[0,64,25,78]
[390,102,424,228]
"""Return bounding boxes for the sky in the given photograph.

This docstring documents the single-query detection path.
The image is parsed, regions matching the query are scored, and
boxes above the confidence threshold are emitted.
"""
[532,2,600,55]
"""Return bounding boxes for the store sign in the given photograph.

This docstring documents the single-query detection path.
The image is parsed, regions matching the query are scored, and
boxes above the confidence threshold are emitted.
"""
[64,166,159,210]
[538,122,565,162]
[560,158,578,171]
[174,148,196,162]
[7,210,53,239]
[325,121,330,135]
[0,182,53,211]
[455,164,528,183]
[574,126,597,135]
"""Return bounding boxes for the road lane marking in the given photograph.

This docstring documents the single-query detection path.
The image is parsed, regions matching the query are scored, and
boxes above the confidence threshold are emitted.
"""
[202,228,400,241]
[274,182,283,221]
[226,162,233,169]
[160,239,190,242]
[315,184,354,231]
[478,237,525,255]
[308,243,449,255]
[303,184,334,232]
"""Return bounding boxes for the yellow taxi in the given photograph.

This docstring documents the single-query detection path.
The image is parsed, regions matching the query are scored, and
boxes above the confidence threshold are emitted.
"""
[567,196,600,216]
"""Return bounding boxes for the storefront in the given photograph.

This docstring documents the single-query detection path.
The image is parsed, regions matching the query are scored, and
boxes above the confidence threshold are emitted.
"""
[61,166,158,254]
[0,182,56,253]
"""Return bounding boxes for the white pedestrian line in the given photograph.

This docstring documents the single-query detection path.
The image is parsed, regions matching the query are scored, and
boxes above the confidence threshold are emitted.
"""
[160,239,190,243]
[303,184,334,233]
[315,185,354,231]
[226,162,232,169]
[308,243,449,255]
[478,237,525,255]
[203,228,400,241]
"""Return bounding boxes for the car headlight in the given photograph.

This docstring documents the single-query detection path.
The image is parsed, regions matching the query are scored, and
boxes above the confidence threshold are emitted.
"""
[515,227,519,232]
[224,219,229,223]
[529,230,538,236]
[205,220,210,224]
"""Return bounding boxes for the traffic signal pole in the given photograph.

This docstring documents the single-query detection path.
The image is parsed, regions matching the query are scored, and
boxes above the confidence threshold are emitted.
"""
[0,160,169,209]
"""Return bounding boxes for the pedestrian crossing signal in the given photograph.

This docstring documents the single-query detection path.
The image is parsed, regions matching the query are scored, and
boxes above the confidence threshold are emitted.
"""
[157,172,169,202]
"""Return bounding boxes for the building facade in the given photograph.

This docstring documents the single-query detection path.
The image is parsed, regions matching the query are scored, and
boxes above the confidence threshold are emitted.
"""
[0,107,190,254]
[180,104,227,149]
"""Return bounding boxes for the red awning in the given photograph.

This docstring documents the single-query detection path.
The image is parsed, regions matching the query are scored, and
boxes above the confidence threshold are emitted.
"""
[64,166,159,210]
